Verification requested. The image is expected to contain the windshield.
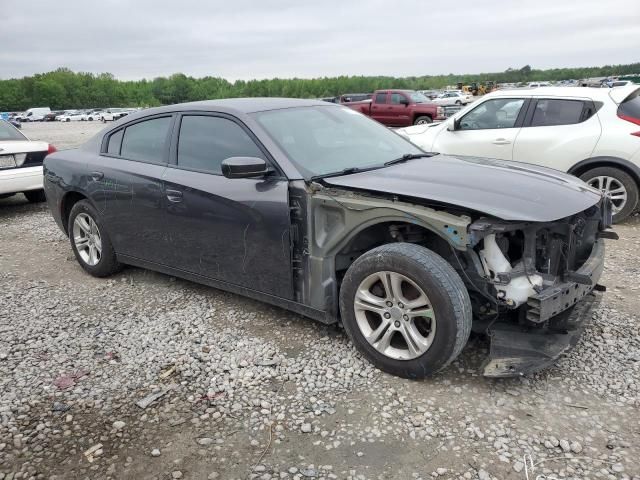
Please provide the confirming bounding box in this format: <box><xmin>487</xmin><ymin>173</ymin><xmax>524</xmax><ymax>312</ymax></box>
<box><xmin>408</xmin><ymin>91</ymin><xmax>429</xmax><ymax>103</ymax></box>
<box><xmin>253</xmin><ymin>106</ymin><xmax>423</xmax><ymax>178</ymax></box>
<box><xmin>0</xmin><ymin>121</ymin><xmax>27</xmax><ymax>141</ymax></box>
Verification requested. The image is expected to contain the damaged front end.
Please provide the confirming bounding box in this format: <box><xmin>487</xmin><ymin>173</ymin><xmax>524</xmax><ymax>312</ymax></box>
<box><xmin>462</xmin><ymin>198</ymin><xmax>616</xmax><ymax>377</ymax></box>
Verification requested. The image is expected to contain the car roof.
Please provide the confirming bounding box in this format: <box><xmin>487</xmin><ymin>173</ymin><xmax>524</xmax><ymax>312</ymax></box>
<box><xmin>136</xmin><ymin>97</ymin><xmax>332</xmax><ymax>117</ymax></box>
<box><xmin>487</xmin><ymin>84</ymin><xmax>638</xmax><ymax>102</ymax></box>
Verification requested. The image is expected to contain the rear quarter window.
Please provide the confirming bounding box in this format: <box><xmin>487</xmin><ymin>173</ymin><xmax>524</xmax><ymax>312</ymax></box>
<box><xmin>106</xmin><ymin>129</ymin><xmax>123</xmax><ymax>155</ymax></box>
<box><xmin>119</xmin><ymin>117</ymin><xmax>171</xmax><ymax>163</ymax></box>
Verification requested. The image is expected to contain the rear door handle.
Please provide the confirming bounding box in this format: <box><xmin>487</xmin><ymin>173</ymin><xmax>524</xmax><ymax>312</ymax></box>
<box><xmin>90</xmin><ymin>171</ymin><xmax>104</xmax><ymax>181</ymax></box>
<box><xmin>492</xmin><ymin>138</ymin><xmax>511</xmax><ymax>145</ymax></box>
<box><xmin>166</xmin><ymin>189</ymin><xmax>183</xmax><ymax>203</ymax></box>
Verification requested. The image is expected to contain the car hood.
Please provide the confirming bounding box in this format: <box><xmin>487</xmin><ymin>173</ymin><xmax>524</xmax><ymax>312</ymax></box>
<box><xmin>322</xmin><ymin>155</ymin><xmax>603</xmax><ymax>222</ymax></box>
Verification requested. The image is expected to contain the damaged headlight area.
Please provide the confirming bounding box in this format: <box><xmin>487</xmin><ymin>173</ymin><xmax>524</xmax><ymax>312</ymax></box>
<box><xmin>459</xmin><ymin>200</ymin><xmax>616</xmax><ymax>377</ymax></box>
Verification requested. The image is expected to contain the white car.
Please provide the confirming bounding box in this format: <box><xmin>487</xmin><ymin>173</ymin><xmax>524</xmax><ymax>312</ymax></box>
<box><xmin>57</xmin><ymin>111</ymin><xmax>87</xmax><ymax>122</ymax></box>
<box><xmin>100</xmin><ymin>108</ymin><xmax>129</xmax><ymax>122</ymax></box>
<box><xmin>431</xmin><ymin>91</ymin><xmax>473</xmax><ymax>106</ymax></box>
<box><xmin>397</xmin><ymin>84</ymin><xmax>640</xmax><ymax>222</ymax></box>
<box><xmin>85</xmin><ymin>110</ymin><xmax>103</xmax><ymax>121</ymax></box>
<box><xmin>0</xmin><ymin>120</ymin><xmax>56</xmax><ymax>202</ymax></box>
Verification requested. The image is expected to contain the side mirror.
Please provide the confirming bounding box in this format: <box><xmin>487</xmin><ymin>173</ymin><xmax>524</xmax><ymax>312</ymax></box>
<box><xmin>221</xmin><ymin>157</ymin><xmax>271</xmax><ymax>179</ymax></box>
<box><xmin>447</xmin><ymin>118</ymin><xmax>461</xmax><ymax>131</ymax></box>
<box><xmin>400</xmin><ymin>98</ymin><xmax>410</xmax><ymax>106</ymax></box>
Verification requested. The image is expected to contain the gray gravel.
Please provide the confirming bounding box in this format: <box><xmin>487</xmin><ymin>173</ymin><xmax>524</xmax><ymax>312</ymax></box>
<box><xmin>0</xmin><ymin>123</ymin><xmax>639</xmax><ymax>479</ymax></box>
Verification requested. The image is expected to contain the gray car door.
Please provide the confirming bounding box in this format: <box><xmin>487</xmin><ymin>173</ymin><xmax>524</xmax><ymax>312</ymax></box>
<box><xmin>160</xmin><ymin>113</ymin><xmax>293</xmax><ymax>300</ymax></box>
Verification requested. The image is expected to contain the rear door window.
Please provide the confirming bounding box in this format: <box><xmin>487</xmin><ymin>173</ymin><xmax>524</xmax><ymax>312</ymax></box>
<box><xmin>530</xmin><ymin>99</ymin><xmax>585</xmax><ymax>126</ymax></box>
<box><xmin>177</xmin><ymin>115</ymin><xmax>264</xmax><ymax>175</ymax></box>
<box><xmin>120</xmin><ymin>117</ymin><xmax>171</xmax><ymax>163</ymax></box>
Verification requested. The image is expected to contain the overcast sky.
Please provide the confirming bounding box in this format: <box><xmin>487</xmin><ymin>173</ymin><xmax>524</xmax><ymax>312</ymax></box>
<box><xmin>1</xmin><ymin>0</ymin><xmax>638</xmax><ymax>81</ymax></box>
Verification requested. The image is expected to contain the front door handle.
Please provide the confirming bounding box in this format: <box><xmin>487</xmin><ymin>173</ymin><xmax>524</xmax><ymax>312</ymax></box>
<box><xmin>492</xmin><ymin>138</ymin><xmax>511</xmax><ymax>145</ymax></box>
<box><xmin>166</xmin><ymin>189</ymin><xmax>183</xmax><ymax>203</ymax></box>
<box><xmin>90</xmin><ymin>171</ymin><xmax>104</xmax><ymax>181</ymax></box>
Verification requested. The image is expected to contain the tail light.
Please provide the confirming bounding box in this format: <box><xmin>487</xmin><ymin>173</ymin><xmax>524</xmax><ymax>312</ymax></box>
<box><xmin>46</xmin><ymin>144</ymin><xmax>57</xmax><ymax>155</ymax></box>
<box><xmin>437</xmin><ymin>106</ymin><xmax>444</xmax><ymax>118</ymax></box>
<box><xmin>617</xmin><ymin>113</ymin><xmax>640</xmax><ymax>137</ymax></box>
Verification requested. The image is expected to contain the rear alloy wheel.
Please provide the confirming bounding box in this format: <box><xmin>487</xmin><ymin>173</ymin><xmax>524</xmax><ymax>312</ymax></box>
<box><xmin>580</xmin><ymin>167</ymin><xmax>638</xmax><ymax>223</ymax></box>
<box><xmin>24</xmin><ymin>189</ymin><xmax>46</xmax><ymax>203</ymax></box>
<box><xmin>339</xmin><ymin>243</ymin><xmax>472</xmax><ymax>378</ymax></box>
<box><xmin>68</xmin><ymin>200</ymin><xmax>122</xmax><ymax>277</ymax></box>
<box><xmin>414</xmin><ymin>116</ymin><xmax>433</xmax><ymax>125</ymax></box>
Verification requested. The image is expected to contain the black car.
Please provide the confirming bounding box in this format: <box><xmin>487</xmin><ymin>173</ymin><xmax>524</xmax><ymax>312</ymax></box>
<box><xmin>43</xmin><ymin>98</ymin><xmax>614</xmax><ymax>378</ymax></box>
<box><xmin>44</xmin><ymin>111</ymin><xmax>64</xmax><ymax>122</ymax></box>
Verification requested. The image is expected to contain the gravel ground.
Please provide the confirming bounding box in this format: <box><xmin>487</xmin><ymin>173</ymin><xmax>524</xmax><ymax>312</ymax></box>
<box><xmin>1</xmin><ymin>122</ymin><xmax>639</xmax><ymax>480</ymax></box>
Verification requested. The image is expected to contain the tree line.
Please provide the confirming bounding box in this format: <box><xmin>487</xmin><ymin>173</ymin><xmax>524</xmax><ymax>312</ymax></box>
<box><xmin>1</xmin><ymin>63</ymin><xmax>638</xmax><ymax>111</ymax></box>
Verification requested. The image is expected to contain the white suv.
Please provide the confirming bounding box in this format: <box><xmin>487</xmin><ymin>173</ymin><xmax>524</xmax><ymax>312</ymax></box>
<box><xmin>398</xmin><ymin>85</ymin><xmax>640</xmax><ymax>222</ymax></box>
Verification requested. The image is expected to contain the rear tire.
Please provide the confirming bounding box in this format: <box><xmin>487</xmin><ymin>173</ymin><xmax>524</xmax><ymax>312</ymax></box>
<box><xmin>68</xmin><ymin>200</ymin><xmax>122</xmax><ymax>277</ymax></box>
<box><xmin>414</xmin><ymin>116</ymin><xmax>433</xmax><ymax>125</ymax></box>
<box><xmin>339</xmin><ymin>243</ymin><xmax>472</xmax><ymax>379</ymax></box>
<box><xmin>579</xmin><ymin>166</ymin><xmax>638</xmax><ymax>223</ymax></box>
<box><xmin>24</xmin><ymin>189</ymin><xmax>46</xmax><ymax>203</ymax></box>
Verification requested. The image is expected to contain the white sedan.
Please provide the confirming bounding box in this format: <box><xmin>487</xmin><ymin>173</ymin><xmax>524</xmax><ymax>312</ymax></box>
<box><xmin>57</xmin><ymin>112</ymin><xmax>87</xmax><ymax>122</ymax></box>
<box><xmin>431</xmin><ymin>91</ymin><xmax>473</xmax><ymax>106</ymax></box>
<box><xmin>0</xmin><ymin>121</ymin><xmax>56</xmax><ymax>202</ymax></box>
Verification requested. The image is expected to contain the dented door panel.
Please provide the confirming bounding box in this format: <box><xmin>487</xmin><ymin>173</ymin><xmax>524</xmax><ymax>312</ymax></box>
<box><xmin>161</xmin><ymin>166</ymin><xmax>294</xmax><ymax>299</ymax></box>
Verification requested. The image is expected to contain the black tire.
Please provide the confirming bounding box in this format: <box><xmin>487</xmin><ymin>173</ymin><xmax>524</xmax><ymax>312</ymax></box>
<box><xmin>68</xmin><ymin>200</ymin><xmax>122</xmax><ymax>277</ymax></box>
<box><xmin>24</xmin><ymin>189</ymin><xmax>46</xmax><ymax>203</ymax></box>
<box><xmin>455</xmin><ymin>100</ymin><xmax>462</xmax><ymax>105</ymax></box>
<box><xmin>579</xmin><ymin>166</ymin><xmax>639</xmax><ymax>223</ymax></box>
<box><xmin>339</xmin><ymin>243</ymin><xmax>472</xmax><ymax>379</ymax></box>
<box><xmin>66</xmin><ymin>118</ymin><xmax>70</xmax><ymax>122</ymax></box>
<box><xmin>414</xmin><ymin>116</ymin><xmax>433</xmax><ymax>125</ymax></box>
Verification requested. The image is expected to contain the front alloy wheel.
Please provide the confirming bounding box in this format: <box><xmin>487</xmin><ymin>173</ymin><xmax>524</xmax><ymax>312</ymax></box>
<box><xmin>339</xmin><ymin>243</ymin><xmax>472</xmax><ymax>378</ymax></box>
<box><xmin>355</xmin><ymin>271</ymin><xmax>436</xmax><ymax>360</ymax></box>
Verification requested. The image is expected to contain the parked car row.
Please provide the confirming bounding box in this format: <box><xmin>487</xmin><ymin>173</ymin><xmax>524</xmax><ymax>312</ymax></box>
<box><xmin>7</xmin><ymin>107</ymin><xmax>140</xmax><ymax>123</ymax></box>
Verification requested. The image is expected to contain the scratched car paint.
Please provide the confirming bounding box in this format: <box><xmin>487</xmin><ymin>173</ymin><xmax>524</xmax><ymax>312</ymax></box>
<box><xmin>43</xmin><ymin>98</ymin><xmax>614</xmax><ymax>379</ymax></box>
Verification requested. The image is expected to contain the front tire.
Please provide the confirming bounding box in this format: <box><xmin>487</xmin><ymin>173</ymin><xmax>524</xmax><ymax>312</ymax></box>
<box><xmin>339</xmin><ymin>243</ymin><xmax>472</xmax><ymax>379</ymax></box>
<box><xmin>579</xmin><ymin>167</ymin><xmax>638</xmax><ymax>223</ymax></box>
<box><xmin>68</xmin><ymin>200</ymin><xmax>122</xmax><ymax>277</ymax></box>
<box><xmin>24</xmin><ymin>189</ymin><xmax>46</xmax><ymax>203</ymax></box>
<box><xmin>414</xmin><ymin>116</ymin><xmax>433</xmax><ymax>125</ymax></box>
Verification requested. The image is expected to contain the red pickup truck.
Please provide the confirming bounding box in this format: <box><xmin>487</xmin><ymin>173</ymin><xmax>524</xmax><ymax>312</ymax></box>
<box><xmin>345</xmin><ymin>89</ymin><xmax>445</xmax><ymax>126</ymax></box>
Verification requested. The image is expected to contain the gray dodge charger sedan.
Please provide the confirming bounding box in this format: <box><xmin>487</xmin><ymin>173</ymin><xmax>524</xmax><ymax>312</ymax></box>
<box><xmin>43</xmin><ymin>98</ymin><xmax>616</xmax><ymax>378</ymax></box>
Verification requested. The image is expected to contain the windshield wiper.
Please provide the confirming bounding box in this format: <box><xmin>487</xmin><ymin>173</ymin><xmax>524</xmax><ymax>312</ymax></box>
<box><xmin>309</xmin><ymin>166</ymin><xmax>375</xmax><ymax>182</ymax></box>
<box><xmin>384</xmin><ymin>152</ymin><xmax>436</xmax><ymax>166</ymax></box>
